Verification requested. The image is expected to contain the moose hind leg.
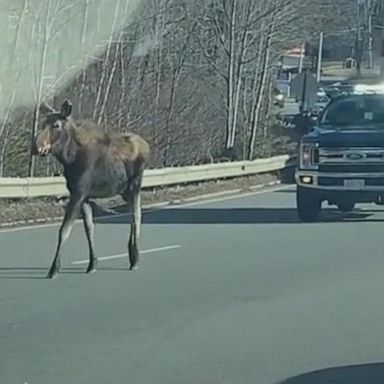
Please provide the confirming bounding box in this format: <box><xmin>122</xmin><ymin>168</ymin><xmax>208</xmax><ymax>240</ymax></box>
<box><xmin>82</xmin><ymin>201</ymin><xmax>97</xmax><ymax>274</ymax></box>
<box><xmin>47</xmin><ymin>195</ymin><xmax>83</xmax><ymax>279</ymax></box>
<box><xmin>128</xmin><ymin>182</ymin><xmax>142</xmax><ymax>270</ymax></box>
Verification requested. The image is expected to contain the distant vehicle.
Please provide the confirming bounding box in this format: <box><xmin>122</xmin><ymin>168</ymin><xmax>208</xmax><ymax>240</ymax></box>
<box><xmin>324</xmin><ymin>82</ymin><xmax>354</xmax><ymax>99</ymax></box>
<box><xmin>295</xmin><ymin>85</ymin><xmax>384</xmax><ymax>221</ymax></box>
<box><xmin>311</xmin><ymin>94</ymin><xmax>330</xmax><ymax>116</ymax></box>
<box><xmin>317</xmin><ymin>87</ymin><xmax>327</xmax><ymax>97</ymax></box>
<box><xmin>273</xmin><ymin>87</ymin><xmax>285</xmax><ymax>108</ymax></box>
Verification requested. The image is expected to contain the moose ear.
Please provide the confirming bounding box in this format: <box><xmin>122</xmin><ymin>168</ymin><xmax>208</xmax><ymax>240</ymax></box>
<box><xmin>39</xmin><ymin>101</ymin><xmax>55</xmax><ymax>115</ymax></box>
<box><xmin>61</xmin><ymin>100</ymin><xmax>72</xmax><ymax>118</ymax></box>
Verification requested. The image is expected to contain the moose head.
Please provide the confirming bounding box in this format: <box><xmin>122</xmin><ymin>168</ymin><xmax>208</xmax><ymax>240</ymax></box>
<box><xmin>32</xmin><ymin>100</ymin><xmax>73</xmax><ymax>157</ymax></box>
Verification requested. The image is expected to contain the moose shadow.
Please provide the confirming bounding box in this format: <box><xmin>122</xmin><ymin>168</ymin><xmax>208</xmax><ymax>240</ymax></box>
<box><xmin>0</xmin><ymin>264</ymin><xmax>134</xmax><ymax>280</ymax></box>
<box><xmin>279</xmin><ymin>362</ymin><xmax>384</xmax><ymax>384</ymax></box>
<box><xmin>101</xmin><ymin>206</ymin><xmax>378</xmax><ymax>225</ymax></box>
<box><xmin>0</xmin><ymin>266</ymin><xmax>87</xmax><ymax>280</ymax></box>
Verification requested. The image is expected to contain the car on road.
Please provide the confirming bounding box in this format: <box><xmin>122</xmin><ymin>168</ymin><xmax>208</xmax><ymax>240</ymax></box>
<box><xmin>273</xmin><ymin>87</ymin><xmax>285</xmax><ymax>108</ymax></box>
<box><xmin>324</xmin><ymin>82</ymin><xmax>355</xmax><ymax>99</ymax></box>
<box><xmin>311</xmin><ymin>93</ymin><xmax>330</xmax><ymax>117</ymax></box>
<box><xmin>295</xmin><ymin>84</ymin><xmax>384</xmax><ymax>221</ymax></box>
<box><xmin>317</xmin><ymin>87</ymin><xmax>327</xmax><ymax>97</ymax></box>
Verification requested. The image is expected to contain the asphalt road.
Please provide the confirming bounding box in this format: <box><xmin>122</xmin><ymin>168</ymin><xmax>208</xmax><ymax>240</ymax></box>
<box><xmin>2</xmin><ymin>185</ymin><xmax>384</xmax><ymax>384</ymax></box>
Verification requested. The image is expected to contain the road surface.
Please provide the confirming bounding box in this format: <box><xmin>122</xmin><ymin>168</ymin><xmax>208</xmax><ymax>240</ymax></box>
<box><xmin>1</xmin><ymin>185</ymin><xmax>384</xmax><ymax>384</ymax></box>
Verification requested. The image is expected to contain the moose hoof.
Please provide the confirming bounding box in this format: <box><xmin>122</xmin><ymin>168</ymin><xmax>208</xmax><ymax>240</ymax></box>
<box><xmin>47</xmin><ymin>270</ymin><xmax>59</xmax><ymax>279</ymax></box>
<box><xmin>129</xmin><ymin>264</ymin><xmax>139</xmax><ymax>271</ymax></box>
<box><xmin>86</xmin><ymin>265</ymin><xmax>97</xmax><ymax>274</ymax></box>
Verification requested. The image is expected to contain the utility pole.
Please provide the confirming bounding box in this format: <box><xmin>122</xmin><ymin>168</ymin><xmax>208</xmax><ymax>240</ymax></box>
<box><xmin>367</xmin><ymin>0</ymin><xmax>374</xmax><ymax>69</ymax></box>
<box><xmin>316</xmin><ymin>32</ymin><xmax>323</xmax><ymax>83</ymax></box>
<box><xmin>300</xmin><ymin>69</ymin><xmax>308</xmax><ymax>113</ymax></box>
<box><xmin>298</xmin><ymin>41</ymin><xmax>305</xmax><ymax>73</ymax></box>
<box><xmin>356</xmin><ymin>0</ymin><xmax>363</xmax><ymax>75</ymax></box>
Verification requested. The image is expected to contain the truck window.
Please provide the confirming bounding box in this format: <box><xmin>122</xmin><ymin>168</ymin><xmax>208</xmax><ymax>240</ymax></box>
<box><xmin>321</xmin><ymin>95</ymin><xmax>384</xmax><ymax>126</ymax></box>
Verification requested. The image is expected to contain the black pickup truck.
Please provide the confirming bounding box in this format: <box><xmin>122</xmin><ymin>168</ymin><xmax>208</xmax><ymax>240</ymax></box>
<box><xmin>295</xmin><ymin>88</ymin><xmax>384</xmax><ymax>221</ymax></box>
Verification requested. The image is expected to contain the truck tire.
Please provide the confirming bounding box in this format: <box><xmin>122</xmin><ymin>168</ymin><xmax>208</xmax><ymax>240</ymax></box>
<box><xmin>296</xmin><ymin>186</ymin><xmax>321</xmax><ymax>222</ymax></box>
<box><xmin>337</xmin><ymin>201</ymin><xmax>355</xmax><ymax>212</ymax></box>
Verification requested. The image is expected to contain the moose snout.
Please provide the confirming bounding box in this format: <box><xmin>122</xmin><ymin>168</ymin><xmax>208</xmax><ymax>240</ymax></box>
<box><xmin>39</xmin><ymin>143</ymin><xmax>51</xmax><ymax>156</ymax></box>
<box><xmin>33</xmin><ymin>141</ymin><xmax>51</xmax><ymax>156</ymax></box>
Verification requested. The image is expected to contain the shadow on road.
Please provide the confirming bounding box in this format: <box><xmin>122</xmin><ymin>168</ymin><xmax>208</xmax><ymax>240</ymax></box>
<box><xmin>279</xmin><ymin>362</ymin><xmax>384</xmax><ymax>384</ymax></box>
<box><xmin>0</xmin><ymin>266</ymin><xmax>85</xmax><ymax>280</ymax></box>
<box><xmin>274</xmin><ymin>189</ymin><xmax>296</xmax><ymax>194</ymax></box>
<box><xmin>0</xmin><ymin>267</ymin><xmax>45</xmax><ymax>280</ymax></box>
<box><xmin>102</xmin><ymin>207</ymin><xmax>377</xmax><ymax>225</ymax></box>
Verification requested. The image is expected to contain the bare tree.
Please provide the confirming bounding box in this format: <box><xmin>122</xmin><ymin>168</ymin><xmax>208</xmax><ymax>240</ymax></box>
<box><xmin>0</xmin><ymin>0</ymin><xmax>356</xmax><ymax>177</ymax></box>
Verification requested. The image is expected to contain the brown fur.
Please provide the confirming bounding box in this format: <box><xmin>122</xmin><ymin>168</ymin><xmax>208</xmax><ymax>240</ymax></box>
<box><xmin>70</xmin><ymin>119</ymin><xmax>110</xmax><ymax>147</ymax></box>
<box><xmin>111</xmin><ymin>132</ymin><xmax>150</xmax><ymax>163</ymax></box>
<box><xmin>66</xmin><ymin>119</ymin><xmax>150</xmax><ymax>164</ymax></box>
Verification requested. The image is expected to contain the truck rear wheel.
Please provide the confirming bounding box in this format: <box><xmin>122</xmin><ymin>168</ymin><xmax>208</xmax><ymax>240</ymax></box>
<box><xmin>296</xmin><ymin>186</ymin><xmax>321</xmax><ymax>222</ymax></box>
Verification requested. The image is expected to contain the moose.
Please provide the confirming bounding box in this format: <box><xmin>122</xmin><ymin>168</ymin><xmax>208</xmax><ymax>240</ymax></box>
<box><xmin>32</xmin><ymin>100</ymin><xmax>150</xmax><ymax>279</ymax></box>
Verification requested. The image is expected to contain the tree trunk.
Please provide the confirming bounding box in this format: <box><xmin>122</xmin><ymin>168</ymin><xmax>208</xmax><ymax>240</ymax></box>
<box><xmin>367</xmin><ymin>9</ymin><xmax>373</xmax><ymax>69</ymax></box>
<box><xmin>28</xmin><ymin>0</ymin><xmax>52</xmax><ymax>177</ymax></box>
<box><xmin>98</xmin><ymin>33</ymin><xmax>123</xmax><ymax>126</ymax></box>
<box><xmin>93</xmin><ymin>0</ymin><xmax>121</xmax><ymax>121</ymax></box>
<box><xmin>262</xmin><ymin>74</ymin><xmax>273</xmax><ymax>156</ymax></box>
<box><xmin>247</xmin><ymin>19</ymin><xmax>274</xmax><ymax>160</ymax></box>
<box><xmin>162</xmin><ymin>70</ymin><xmax>180</xmax><ymax>166</ymax></box>
<box><xmin>225</xmin><ymin>0</ymin><xmax>238</xmax><ymax>149</ymax></box>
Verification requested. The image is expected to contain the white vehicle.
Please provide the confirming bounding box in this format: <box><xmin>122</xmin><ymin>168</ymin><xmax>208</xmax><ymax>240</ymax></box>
<box><xmin>311</xmin><ymin>94</ymin><xmax>330</xmax><ymax>116</ymax></box>
<box><xmin>317</xmin><ymin>88</ymin><xmax>327</xmax><ymax>97</ymax></box>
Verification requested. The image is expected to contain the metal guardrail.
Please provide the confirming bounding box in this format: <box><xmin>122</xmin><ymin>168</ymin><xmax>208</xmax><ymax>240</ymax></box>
<box><xmin>0</xmin><ymin>155</ymin><xmax>295</xmax><ymax>199</ymax></box>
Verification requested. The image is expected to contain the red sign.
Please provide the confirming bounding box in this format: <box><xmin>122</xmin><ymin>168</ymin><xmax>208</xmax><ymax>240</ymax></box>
<box><xmin>286</xmin><ymin>46</ymin><xmax>305</xmax><ymax>58</ymax></box>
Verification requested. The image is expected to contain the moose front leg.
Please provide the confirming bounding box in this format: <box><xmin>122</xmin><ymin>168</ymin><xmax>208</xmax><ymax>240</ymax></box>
<box><xmin>128</xmin><ymin>185</ymin><xmax>142</xmax><ymax>271</ymax></box>
<box><xmin>47</xmin><ymin>195</ymin><xmax>83</xmax><ymax>279</ymax></box>
<box><xmin>82</xmin><ymin>201</ymin><xmax>97</xmax><ymax>274</ymax></box>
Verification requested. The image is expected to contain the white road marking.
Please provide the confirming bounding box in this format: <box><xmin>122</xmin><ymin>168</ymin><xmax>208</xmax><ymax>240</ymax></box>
<box><xmin>71</xmin><ymin>245</ymin><xmax>182</xmax><ymax>265</ymax></box>
<box><xmin>0</xmin><ymin>184</ymin><xmax>292</xmax><ymax>234</ymax></box>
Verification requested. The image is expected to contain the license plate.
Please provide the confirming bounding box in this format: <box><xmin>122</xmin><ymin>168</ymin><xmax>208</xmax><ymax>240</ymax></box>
<box><xmin>344</xmin><ymin>179</ymin><xmax>365</xmax><ymax>190</ymax></box>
